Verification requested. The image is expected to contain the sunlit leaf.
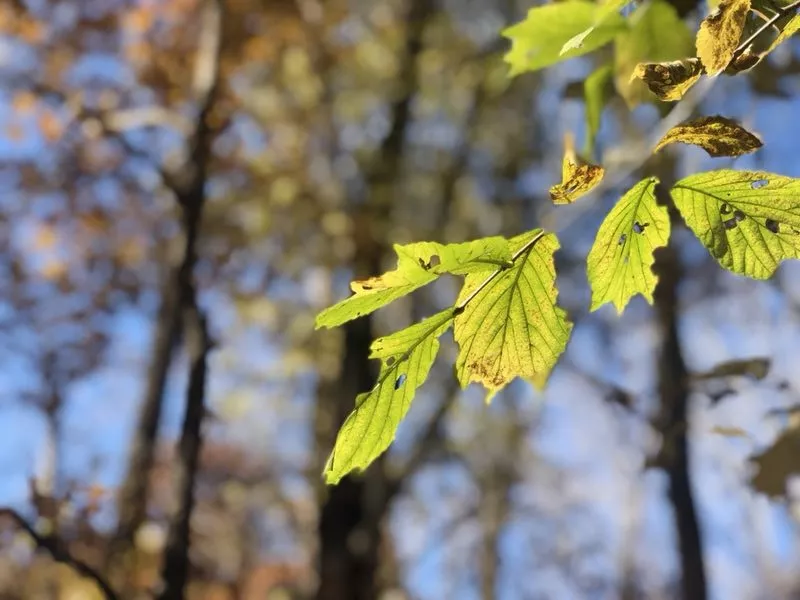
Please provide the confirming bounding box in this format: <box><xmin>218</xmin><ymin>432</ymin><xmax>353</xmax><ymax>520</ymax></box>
<box><xmin>764</xmin><ymin>13</ymin><xmax>800</xmax><ymax>55</ymax></box>
<box><xmin>550</xmin><ymin>133</ymin><xmax>605</xmax><ymax>204</ymax></box>
<box><xmin>631</xmin><ymin>58</ymin><xmax>705</xmax><ymax>102</ymax></box>
<box><xmin>614</xmin><ymin>0</ymin><xmax>695</xmax><ymax>106</ymax></box>
<box><xmin>671</xmin><ymin>170</ymin><xmax>800</xmax><ymax>279</ymax></box>
<box><xmin>503</xmin><ymin>1</ymin><xmax>626</xmax><ymax>76</ymax></box>
<box><xmin>654</xmin><ymin>116</ymin><xmax>763</xmax><ymax>157</ymax></box>
<box><xmin>696</xmin><ymin>0</ymin><xmax>751</xmax><ymax>75</ymax></box>
<box><xmin>587</xmin><ymin>177</ymin><xmax>670</xmax><ymax>312</ymax></box>
<box><xmin>454</xmin><ymin>229</ymin><xmax>572</xmax><ymax>398</ymax></box>
<box><xmin>316</xmin><ymin>237</ymin><xmax>512</xmax><ymax>328</ymax></box>
<box><xmin>324</xmin><ymin>310</ymin><xmax>453</xmax><ymax>484</ymax></box>
<box><xmin>583</xmin><ymin>63</ymin><xmax>614</xmax><ymax>155</ymax></box>
<box><xmin>561</xmin><ymin>0</ymin><xmax>632</xmax><ymax>55</ymax></box>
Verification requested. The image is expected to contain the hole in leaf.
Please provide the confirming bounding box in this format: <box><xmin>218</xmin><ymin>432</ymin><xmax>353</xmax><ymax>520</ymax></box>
<box><xmin>720</xmin><ymin>203</ymin><xmax>732</xmax><ymax>215</ymax></box>
<box><xmin>394</xmin><ymin>374</ymin><xmax>407</xmax><ymax>390</ymax></box>
<box><xmin>751</xmin><ymin>179</ymin><xmax>768</xmax><ymax>189</ymax></box>
<box><xmin>386</xmin><ymin>357</ymin><xmax>396</xmax><ymax>366</ymax></box>
<box><xmin>723</xmin><ymin>218</ymin><xmax>738</xmax><ymax>230</ymax></box>
<box><xmin>734</xmin><ymin>210</ymin><xmax>745</xmax><ymax>222</ymax></box>
<box><xmin>766</xmin><ymin>218</ymin><xmax>780</xmax><ymax>233</ymax></box>
<box><xmin>361</xmin><ymin>284</ymin><xmax>373</xmax><ymax>290</ymax></box>
<box><xmin>419</xmin><ymin>254</ymin><xmax>441</xmax><ymax>270</ymax></box>
<box><xmin>632</xmin><ymin>221</ymin><xmax>650</xmax><ymax>234</ymax></box>
<box><xmin>618</xmin><ymin>234</ymin><xmax>627</xmax><ymax>246</ymax></box>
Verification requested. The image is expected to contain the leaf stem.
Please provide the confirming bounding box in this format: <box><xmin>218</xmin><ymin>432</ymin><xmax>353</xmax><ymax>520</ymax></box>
<box><xmin>453</xmin><ymin>230</ymin><xmax>546</xmax><ymax>314</ymax></box>
<box><xmin>732</xmin><ymin>0</ymin><xmax>800</xmax><ymax>60</ymax></box>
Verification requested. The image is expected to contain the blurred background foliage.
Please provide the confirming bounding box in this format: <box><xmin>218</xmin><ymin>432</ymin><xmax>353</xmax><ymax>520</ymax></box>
<box><xmin>3</xmin><ymin>0</ymin><xmax>800</xmax><ymax>599</ymax></box>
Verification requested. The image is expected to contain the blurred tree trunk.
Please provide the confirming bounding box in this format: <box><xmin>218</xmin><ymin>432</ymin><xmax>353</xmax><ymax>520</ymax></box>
<box><xmin>654</xmin><ymin>166</ymin><xmax>708</xmax><ymax>600</ymax></box>
<box><xmin>313</xmin><ymin>1</ymin><xmax>432</xmax><ymax>598</ymax></box>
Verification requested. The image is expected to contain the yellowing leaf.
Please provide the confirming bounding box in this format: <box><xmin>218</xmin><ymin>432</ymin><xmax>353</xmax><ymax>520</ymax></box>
<box><xmin>587</xmin><ymin>177</ymin><xmax>670</xmax><ymax>312</ymax></box>
<box><xmin>549</xmin><ymin>158</ymin><xmax>605</xmax><ymax>205</ymax></box>
<box><xmin>324</xmin><ymin>310</ymin><xmax>453</xmax><ymax>484</ymax></box>
<box><xmin>614</xmin><ymin>0</ymin><xmax>695</xmax><ymax>106</ymax></box>
<box><xmin>764</xmin><ymin>14</ymin><xmax>800</xmax><ymax>55</ymax></box>
<box><xmin>654</xmin><ymin>116</ymin><xmax>762</xmax><ymax>157</ymax></box>
<box><xmin>316</xmin><ymin>237</ymin><xmax>512</xmax><ymax>328</ymax></box>
<box><xmin>696</xmin><ymin>0</ymin><xmax>751</xmax><ymax>75</ymax></box>
<box><xmin>671</xmin><ymin>170</ymin><xmax>800</xmax><ymax>279</ymax></box>
<box><xmin>503</xmin><ymin>1</ymin><xmax>626</xmax><ymax>76</ymax></box>
<box><xmin>453</xmin><ymin>229</ymin><xmax>572</xmax><ymax>398</ymax></box>
<box><xmin>583</xmin><ymin>63</ymin><xmax>614</xmax><ymax>156</ymax></box>
<box><xmin>631</xmin><ymin>58</ymin><xmax>705</xmax><ymax>102</ymax></box>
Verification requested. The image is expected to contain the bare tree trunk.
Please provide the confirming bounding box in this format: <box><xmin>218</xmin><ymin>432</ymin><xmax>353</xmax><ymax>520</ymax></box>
<box><xmin>113</xmin><ymin>272</ymin><xmax>181</xmax><ymax>556</ymax></box>
<box><xmin>313</xmin><ymin>0</ymin><xmax>432</xmax><ymax>598</ymax></box>
<box><xmin>653</xmin><ymin>237</ymin><xmax>708</xmax><ymax>600</ymax></box>
<box><xmin>157</xmin><ymin>2</ymin><xmax>224</xmax><ymax>598</ymax></box>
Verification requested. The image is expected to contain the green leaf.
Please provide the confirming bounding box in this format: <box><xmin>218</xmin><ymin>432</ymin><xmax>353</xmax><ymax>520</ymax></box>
<box><xmin>323</xmin><ymin>309</ymin><xmax>453</xmax><ymax>484</ymax></box>
<box><xmin>316</xmin><ymin>237</ymin><xmax>512</xmax><ymax>328</ymax></box>
<box><xmin>583</xmin><ymin>63</ymin><xmax>614</xmax><ymax>156</ymax></box>
<box><xmin>671</xmin><ymin>170</ymin><xmax>800</xmax><ymax>279</ymax></box>
<box><xmin>696</xmin><ymin>0</ymin><xmax>750</xmax><ymax>75</ymax></box>
<box><xmin>614</xmin><ymin>0</ymin><xmax>695</xmax><ymax>106</ymax></box>
<box><xmin>503</xmin><ymin>1</ymin><xmax>626</xmax><ymax>76</ymax></box>
<box><xmin>561</xmin><ymin>0</ymin><xmax>632</xmax><ymax>55</ymax></box>
<box><xmin>587</xmin><ymin>177</ymin><xmax>670</xmax><ymax>312</ymax></box>
<box><xmin>653</xmin><ymin>115</ymin><xmax>763</xmax><ymax>157</ymax></box>
<box><xmin>453</xmin><ymin>229</ymin><xmax>572</xmax><ymax>398</ymax></box>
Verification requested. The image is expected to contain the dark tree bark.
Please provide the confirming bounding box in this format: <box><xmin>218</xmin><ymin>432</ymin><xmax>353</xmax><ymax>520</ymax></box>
<box><xmin>313</xmin><ymin>1</ymin><xmax>433</xmax><ymax>598</ymax></box>
<box><xmin>653</xmin><ymin>240</ymin><xmax>708</xmax><ymax>600</ymax></box>
<box><xmin>653</xmin><ymin>170</ymin><xmax>708</xmax><ymax>600</ymax></box>
<box><xmin>156</xmin><ymin>2</ymin><xmax>224</xmax><ymax>598</ymax></box>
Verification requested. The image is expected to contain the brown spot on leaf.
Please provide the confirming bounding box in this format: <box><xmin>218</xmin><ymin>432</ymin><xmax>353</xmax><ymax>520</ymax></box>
<box><xmin>631</xmin><ymin>58</ymin><xmax>704</xmax><ymax>102</ymax></box>
<box><xmin>549</xmin><ymin>133</ymin><xmax>605</xmax><ymax>204</ymax></box>
<box><xmin>654</xmin><ymin>116</ymin><xmax>762</xmax><ymax>157</ymax></box>
<box><xmin>766</xmin><ymin>218</ymin><xmax>780</xmax><ymax>233</ymax></box>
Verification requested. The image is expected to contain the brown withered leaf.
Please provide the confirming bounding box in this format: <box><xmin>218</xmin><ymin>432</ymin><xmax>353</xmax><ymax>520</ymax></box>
<box><xmin>549</xmin><ymin>133</ymin><xmax>604</xmax><ymax>204</ymax></box>
<box><xmin>749</xmin><ymin>413</ymin><xmax>800</xmax><ymax>499</ymax></box>
<box><xmin>653</xmin><ymin>115</ymin><xmax>762</xmax><ymax>157</ymax></box>
<box><xmin>631</xmin><ymin>58</ymin><xmax>704</xmax><ymax>102</ymax></box>
<box><xmin>696</xmin><ymin>0</ymin><xmax>751</xmax><ymax>75</ymax></box>
<box><xmin>724</xmin><ymin>45</ymin><xmax>762</xmax><ymax>74</ymax></box>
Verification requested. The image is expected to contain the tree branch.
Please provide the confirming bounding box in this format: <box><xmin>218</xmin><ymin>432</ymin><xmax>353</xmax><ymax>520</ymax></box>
<box><xmin>0</xmin><ymin>508</ymin><xmax>119</xmax><ymax>600</ymax></box>
<box><xmin>155</xmin><ymin>2</ymin><xmax>223</xmax><ymax>599</ymax></box>
<box><xmin>732</xmin><ymin>0</ymin><xmax>800</xmax><ymax>61</ymax></box>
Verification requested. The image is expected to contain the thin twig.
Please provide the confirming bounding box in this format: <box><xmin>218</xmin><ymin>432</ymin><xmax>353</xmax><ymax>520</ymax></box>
<box><xmin>0</xmin><ymin>508</ymin><xmax>119</xmax><ymax>600</ymax></box>
<box><xmin>453</xmin><ymin>231</ymin><xmax>546</xmax><ymax>314</ymax></box>
<box><xmin>732</xmin><ymin>0</ymin><xmax>800</xmax><ymax>61</ymax></box>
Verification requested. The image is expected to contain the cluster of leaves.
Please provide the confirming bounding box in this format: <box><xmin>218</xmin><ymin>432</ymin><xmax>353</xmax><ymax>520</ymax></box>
<box><xmin>317</xmin><ymin>0</ymin><xmax>800</xmax><ymax>484</ymax></box>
